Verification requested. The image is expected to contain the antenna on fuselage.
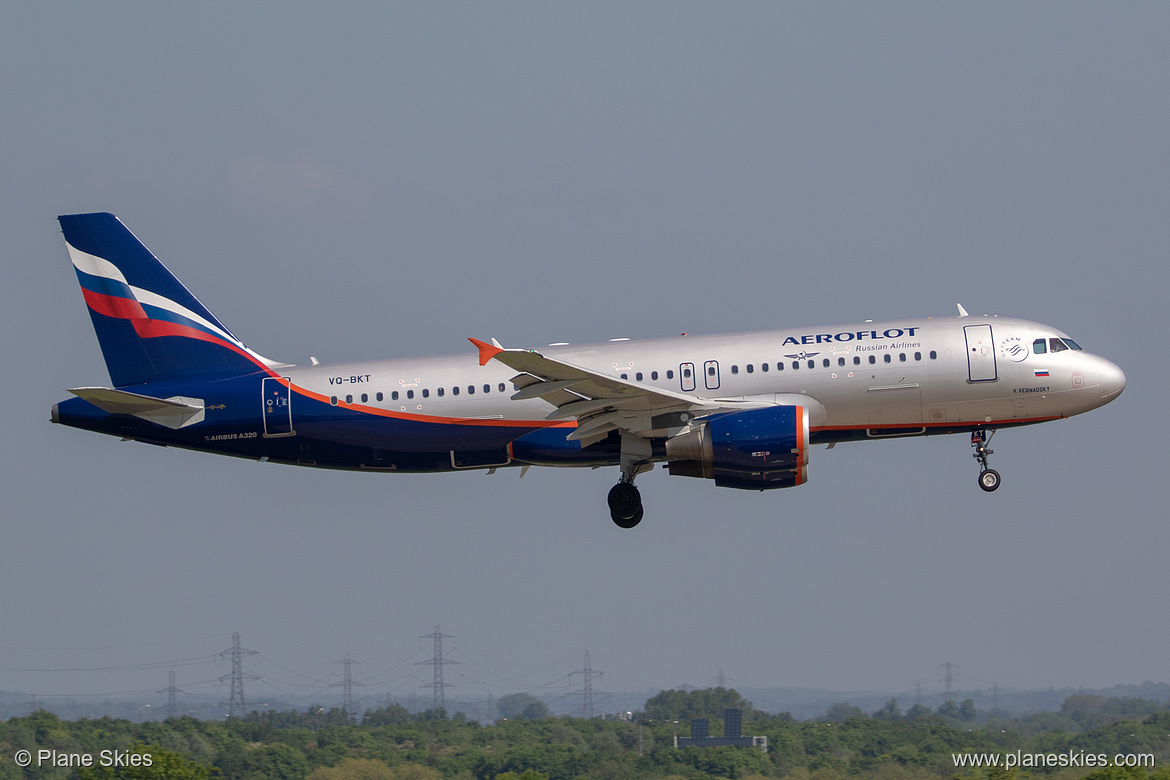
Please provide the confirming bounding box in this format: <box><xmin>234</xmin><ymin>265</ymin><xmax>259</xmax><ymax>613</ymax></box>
<box><xmin>956</xmin><ymin>304</ymin><xmax>969</xmax><ymax>317</ymax></box>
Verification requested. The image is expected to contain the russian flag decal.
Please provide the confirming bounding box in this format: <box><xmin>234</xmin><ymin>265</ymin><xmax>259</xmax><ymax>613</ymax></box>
<box><xmin>1035</xmin><ymin>370</ymin><xmax>1050</xmax><ymax>377</ymax></box>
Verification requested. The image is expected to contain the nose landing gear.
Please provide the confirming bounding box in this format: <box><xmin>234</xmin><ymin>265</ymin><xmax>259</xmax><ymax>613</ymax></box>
<box><xmin>971</xmin><ymin>428</ymin><xmax>1000</xmax><ymax>492</ymax></box>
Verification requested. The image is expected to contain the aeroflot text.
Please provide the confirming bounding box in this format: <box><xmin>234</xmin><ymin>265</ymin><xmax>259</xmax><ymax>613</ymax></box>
<box><xmin>953</xmin><ymin>751</ymin><xmax>1155</xmax><ymax>769</ymax></box>
<box><xmin>781</xmin><ymin>328</ymin><xmax>920</xmax><ymax>346</ymax></box>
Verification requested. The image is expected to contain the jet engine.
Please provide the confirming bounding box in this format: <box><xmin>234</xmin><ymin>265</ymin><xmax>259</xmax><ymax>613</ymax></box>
<box><xmin>665</xmin><ymin>405</ymin><xmax>810</xmax><ymax>490</ymax></box>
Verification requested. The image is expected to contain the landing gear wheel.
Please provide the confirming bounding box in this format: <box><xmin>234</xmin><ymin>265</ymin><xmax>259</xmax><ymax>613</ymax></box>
<box><xmin>607</xmin><ymin>482</ymin><xmax>643</xmax><ymax>528</ymax></box>
<box><xmin>978</xmin><ymin>468</ymin><xmax>1001</xmax><ymax>492</ymax></box>
<box><xmin>612</xmin><ymin>505</ymin><xmax>644</xmax><ymax>529</ymax></box>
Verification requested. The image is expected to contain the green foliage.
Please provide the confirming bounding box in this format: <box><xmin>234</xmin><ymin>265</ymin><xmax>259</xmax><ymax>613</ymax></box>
<box><xmin>822</xmin><ymin>703</ymin><xmax>864</xmax><ymax>723</ymax></box>
<box><xmin>306</xmin><ymin>758</ymin><xmax>395</xmax><ymax>780</ymax></box>
<box><xmin>874</xmin><ymin>699</ymin><xmax>903</xmax><ymax>721</ymax></box>
<box><xmin>75</xmin><ymin>744</ymin><xmax>216</xmax><ymax>780</ymax></box>
<box><xmin>643</xmin><ymin>687</ymin><xmax>754</xmax><ymax>723</ymax></box>
<box><xmin>3</xmin><ymin>688</ymin><xmax>1168</xmax><ymax>780</ymax></box>
<box><xmin>497</xmin><ymin>694</ymin><xmax>550</xmax><ymax>721</ymax></box>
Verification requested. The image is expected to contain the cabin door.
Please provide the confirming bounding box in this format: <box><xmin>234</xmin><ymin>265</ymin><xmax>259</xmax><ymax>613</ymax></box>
<box><xmin>262</xmin><ymin>376</ymin><xmax>295</xmax><ymax>437</ymax></box>
<box><xmin>963</xmin><ymin>324</ymin><xmax>998</xmax><ymax>382</ymax></box>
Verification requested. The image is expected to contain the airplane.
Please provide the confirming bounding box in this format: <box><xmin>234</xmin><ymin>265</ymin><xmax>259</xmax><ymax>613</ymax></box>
<box><xmin>52</xmin><ymin>212</ymin><xmax>1126</xmax><ymax>528</ymax></box>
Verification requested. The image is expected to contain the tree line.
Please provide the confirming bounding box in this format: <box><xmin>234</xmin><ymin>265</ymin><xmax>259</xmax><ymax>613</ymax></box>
<box><xmin>1</xmin><ymin>688</ymin><xmax>1167</xmax><ymax>780</ymax></box>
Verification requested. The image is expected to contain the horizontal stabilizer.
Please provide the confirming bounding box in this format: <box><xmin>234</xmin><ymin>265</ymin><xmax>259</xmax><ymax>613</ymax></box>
<box><xmin>69</xmin><ymin>387</ymin><xmax>205</xmax><ymax>430</ymax></box>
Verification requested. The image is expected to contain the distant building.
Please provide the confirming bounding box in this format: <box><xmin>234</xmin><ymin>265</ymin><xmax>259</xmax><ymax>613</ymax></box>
<box><xmin>675</xmin><ymin>708</ymin><xmax>768</xmax><ymax>752</ymax></box>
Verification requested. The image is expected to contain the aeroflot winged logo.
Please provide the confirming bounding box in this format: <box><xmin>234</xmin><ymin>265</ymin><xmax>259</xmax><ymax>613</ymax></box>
<box><xmin>780</xmin><ymin>326</ymin><xmax>920</xmax><ymax>346</ymax></box>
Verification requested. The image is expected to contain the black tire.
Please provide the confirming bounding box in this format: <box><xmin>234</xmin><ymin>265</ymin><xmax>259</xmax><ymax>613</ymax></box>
<box><xmin>607</xmin><ymin>482</ymin><xmax>641</xmax><ymax>520</ymax></box>
<box><xmin>978</xmin><ymin>468</ymin><xmax>1001</xmax><ymax>492</ymax></box>
<box><xmin>612</xmin><ymin>505</ymin><xmax>644</xmax><ymax>529</ymax></box>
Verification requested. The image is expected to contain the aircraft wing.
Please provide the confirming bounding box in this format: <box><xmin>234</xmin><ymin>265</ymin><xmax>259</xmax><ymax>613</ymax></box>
<box><xmin>469</xmin><ymin>338</ymin><xmax>763</xmax><ymax>447</ymax></box>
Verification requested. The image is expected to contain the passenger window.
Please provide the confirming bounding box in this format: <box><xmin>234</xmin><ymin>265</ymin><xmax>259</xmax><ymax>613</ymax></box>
<box><xmin>499</xmin><ymin>383</ymin><xmax>506</xmax><ymax>392</ymax></box>
<box><xmin>838</xmin><ymin>357</ymin><xmax>845</xmax><ymax>367</ymax></box>
<box><xmin>761</xmin><ymin>363</ymin><xmax>768</xmax><ymax>372</ymax></box>
<box><xmin>407</xmin><ymin>390</ymin><xmax>414</xmax><ymax>399</ymax></box>
<box><xmin>636</xmin><ymin>372</ymin><xmax>643</xmax><ymax>381</ymax></box>
<box><xmin>467</xmin><ymin>385</ymin><xmax>474</xmax><ymax>394</ymax></box>
<box><xmin>484</xmin><ymin>384</ymin><xmax>491</xmax><ymax>393</ymax></box>
<box><xmin>869</xmin><ymin>355</ymin><xmax>876</xmax><ymax>364</ymax></box>
<box><xmin>899</xmin><ymin>353</ymin><xmax>906</xmax><ymax>362</ymax></box>
<box><xmin>792</xmin><ymin>361</ymin><xmax>800</xmax><ymax>370</ymax></box>
<box><xmin>666</xmin><ymin>370</ymin><xmax>674</xmax><ymax>379</ymax></box>
<box><xmin>1050</xmin><ymin>338</ymin><xmax>1068</xmax><ymax>353</ymax></box>
<box><xmin>747</xmin><ymin>364</ymin><xmax>754</xmax><ymax>373</ymax></box>
<box><xmin>707</xmin><ymin>366</ymin><xmax>716</xmax><ymax>376</ymax></box>
<box><xmin>392</xmin><ymin>391</ymin><xmax>399</xmax><ymax>401</ymax></box>
<box><xmin>422</xmin><ymin>389</ymin><xmax>430</xmax><ymax>398</ymax></box>
<box><xmin>361</xmin><ymin>393</ymin><xmax>368</xmax><ymax>403</ymax></box>
<box><xmin>776</xmin><ymin>362</ymin><xmax>783</xmax><ymax>371</ymax></box>
<box><xmin>345</xmin><ymin>394</ymin><xmax>353</xmax><ymax>404</ymax></box>
<box><xmin>731</xmin><ymin>365</ymin><xmax>739</xmax><ymax>375</ymax></box>
<box><xmin>376</xmin><ymin>392</ymin><xmax>383</xmax><ymax>401</ymax></box>
<box><xmin>452</xmin><ymin>386</ymin><xmax>459</xmax><ymax>396</ymax></box>
<box><xmin>853</xmin><ymin>356</ymin><xmax>860</xmax><ymax>365</ymax></box>
<box><xmin>651</xmin><ymin>371</ymin><xmax>659</xmax><ymax>380</ymax></box>
<box><xmin>683</xmin><ymin>368</ymin><xmax>692</xmax><ymax>378</ymax></box>
<box><xmin>330</xmin><ymin>396</ymin><xmax>337</xmax><ymax>406</ymax></box>
<box><xmin>883</xmin><ymin>354</ymin><xmax>891</xmax><ymax>363</ymax></box>
<box><xmin>929</xmin><ymin>350</ymin><xmax>937</xmax><ymax>359</ymax></box>
<box><xmin>807</xmin><ymin>360</ymin><xmax>815</xmax><ymax>369</ymax></box>
<box><xmin>822</xmin><ymin>359</ymin><xmax>830</xmax><ymax>368</ymax></box>
<box><xmin>1033</xmin><ymin>338</ymin><xmax>1047</xmax><ymax>355</ymax></box>
<box><xmin>914</xmin><ymin>352</ymin><xmax>921</xmax><ymax>361</ymax></box>
<box><xmin>621</xmin><ymin>373</ymin><xmax>628</xmax><ymax>379</ymax></box>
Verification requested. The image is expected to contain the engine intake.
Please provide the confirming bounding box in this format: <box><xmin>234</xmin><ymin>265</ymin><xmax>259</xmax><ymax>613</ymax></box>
<box><xmin>665</xmin><ymin>405</ymin><xmax>810</xmax><ymax>490</ymax></box>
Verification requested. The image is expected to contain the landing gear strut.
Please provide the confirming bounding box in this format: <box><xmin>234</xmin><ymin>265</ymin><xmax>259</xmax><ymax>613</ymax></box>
<box><xmin>609</xmin><ymin>434</ymin><xmax>651</xmax><ymax>528</ymax></box>
<box><xmin>971</xmin><ymin>428</ymin><xmax>1000</xmax><ymax>492</ymax></box>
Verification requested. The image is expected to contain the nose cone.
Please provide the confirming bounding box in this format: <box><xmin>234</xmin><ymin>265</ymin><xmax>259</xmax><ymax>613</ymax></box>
<box><xmin>1099</xmin><ymin>360</ymin><xmax>1126</xmax><ymax>402</ymax></box>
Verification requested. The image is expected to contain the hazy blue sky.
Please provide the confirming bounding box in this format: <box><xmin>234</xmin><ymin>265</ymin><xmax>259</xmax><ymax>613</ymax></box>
<box><xmin>2</xmin><ymin>3</ymin><xmax>1167</xmax><ymax>714</ymax></box>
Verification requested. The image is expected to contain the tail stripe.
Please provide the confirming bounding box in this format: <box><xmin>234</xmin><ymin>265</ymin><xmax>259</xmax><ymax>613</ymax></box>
<box><xmin>69</xmin><ymin>243</ymin><xmax>250</xmax><ymax>351</ymax></box>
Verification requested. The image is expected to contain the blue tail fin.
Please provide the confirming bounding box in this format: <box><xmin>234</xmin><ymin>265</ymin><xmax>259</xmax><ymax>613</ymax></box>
<box><xmin>59</xmin><ymin>213</ymin><xmax>280</xmax><ymax>387</ymax></box>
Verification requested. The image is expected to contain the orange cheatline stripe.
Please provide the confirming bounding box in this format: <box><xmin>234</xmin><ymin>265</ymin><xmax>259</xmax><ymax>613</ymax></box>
<box><xmin>288</xmin><ymin>384</ymin><xmax>575</xmax><ymax>429</ymax></box>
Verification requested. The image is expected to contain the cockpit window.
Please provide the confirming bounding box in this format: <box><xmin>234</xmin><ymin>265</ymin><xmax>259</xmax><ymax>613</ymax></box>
<box><xmin>1063</xmin><ymin>338</ymin><xmax>1083</xmax><ymax>350</ymax></box>
<box><xmin>1033</xmin><ymin>338</ymin><xmax>1047</xmax><ymax>355</ymax></box>
<box><xmin>1049</xmin><ymin>338</ymin><xmax>1068</xmax><ymax>353</ymax></box>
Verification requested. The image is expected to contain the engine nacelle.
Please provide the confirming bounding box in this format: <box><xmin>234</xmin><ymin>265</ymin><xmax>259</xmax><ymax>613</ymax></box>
<box><xmin>665</xmin><ymin>405</ymin><xmax>810</xmax><ymax>490</ymax></box>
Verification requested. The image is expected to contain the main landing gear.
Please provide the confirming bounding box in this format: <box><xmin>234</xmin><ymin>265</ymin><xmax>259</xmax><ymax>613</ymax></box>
<box><xmin>971</xmin><ymin>428</ymin><xmax>1001</xmax><ymax>492</ymax></box>
<box><xmin>609</xmin><ymin>434</ymin><xmax>652</xmax><ymax>528</ymax></box>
